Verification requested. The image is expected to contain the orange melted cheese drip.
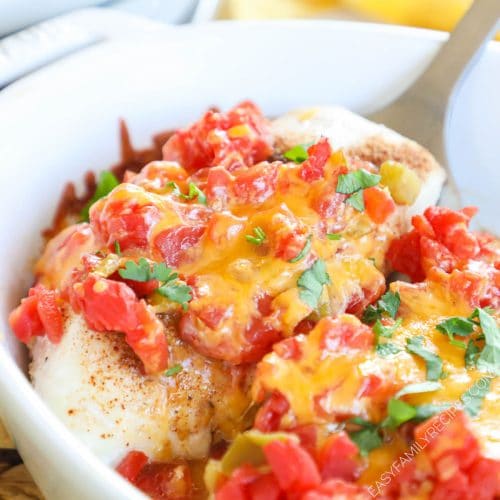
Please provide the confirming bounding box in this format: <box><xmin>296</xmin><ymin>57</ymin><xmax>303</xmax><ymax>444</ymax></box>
<box><xmin>253</xmin><ymin>280</ymin><xmax>499</xmax><ymax>486</ymax></box>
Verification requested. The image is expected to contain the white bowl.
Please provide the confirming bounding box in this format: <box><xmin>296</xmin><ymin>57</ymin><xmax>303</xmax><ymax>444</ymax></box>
<box><xmin>0</xmin><ymin>21</ymin><xmax>498</xmax><ymax>499</ymax></box>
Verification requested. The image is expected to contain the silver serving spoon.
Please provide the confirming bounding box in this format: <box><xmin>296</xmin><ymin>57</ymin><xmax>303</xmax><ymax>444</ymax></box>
<box><xmin>367</xmin><ymin>0</ymin><xmax>500</xmax><ymax>222</ymax></box>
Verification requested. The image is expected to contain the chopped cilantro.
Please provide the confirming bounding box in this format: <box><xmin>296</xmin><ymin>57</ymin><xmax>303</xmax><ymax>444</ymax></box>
<box><xmin>166</xmin><ymin>181</ymin><xmax>207</xmax><ymax>205</ymax></box>
<box><xmin>460</xmin><ymin>377</ymin><xmax>492</xmax><ymax>417</ymax></box>
<box><xmin>164</xmin><ymin>364</ymin><xmax>183</xmax><ymax>377</ymax></box>
<box><xmin>347</xmin><ymin>418</ymin><xmax>382</xmax><ymax>457</ymax></box>
<box><xmin>150</xmin><ymin>262</ymin><xmax>178</xmax><ymax>283</ymax></box>
<box><xmin>246</xmin><ymin>227</ymin><xmax>267</xmax><ymax>246</ymax></box>
<box><xmin>81</xmin><ymin>171</ymin><xmax>119</xmax><ymax>221</ymax></box>
<box><xmin>406</xmin><ymin>336</ymin><xmax>443</xmax><ymax>381</ymax></box>
<box><xmin>373</xmin><ymin>318</ymin><xmax>401</xmax><ymax>339</ymax></box>
<box><xmin>436</xmin><ymin>317</ymin><xmax>475</xmax><ymax>348</ymax></box>
<box><xmin>346</xmin><ymin>190</ymin><xmax>365</xmax><ymax>211</ymax></box>
<box><xmin>284</xmin><ymin>144</ymin><xmax>309</xmax><ymax>163</ymax></box>
<box><xmin>336</xmin><ymin>169</ymin><xmax>381</xmax><ymax>194</ymax></box>
<box><xmin>382</xmin><ymin>398</ymin><xmax>417</xmax><ymax>429</ymax></box>
<box><xmin>476</xmin><ymin>308</ymin><xmax>500</xmax><ymax>376</ymax></box>
<box><xmin>376</xmin><ymin>342</ymin><xmax>401</xmax><ymax>357</ymax></box>
<box><xmin>289</xmin><ymin>235</ymin><xmax>312</xmax><ymax>263</ymax></box>
<box><xmin>465</xmin><ymin>340</ymin><xmax>481</xmax><ymax>369</ymax></box>
<box><xmin>157</xmin><ymin>283</ymin><xmax>192</xmax><ymax>311</ymax></box>
<box><xmin>326</xmin><ymin>233</ymin><xmax>342</xmax><ymax>240</ymax></box>
<box><xmin>180</xmin><ymin>182</ymin><xmax>207</xmax><ymax>205</ymax></box>
<box><xmin>362</xmin><ymin>291</ymin><xmax>400</xmax><ymax>324</ymax></box>
<box><xmin>118</xmin><ymin>259</ymin><xmax>191</xmax><ymax>310</ymax></box>
<box><xmin>119</xmin><ymin>258</ymin><xmax>151</xmax><ymax>282</ymax></box>
<box><xmin>114</xmin><ymin>240</ymin><xmax>121</xmax><ymax>256</ymax></box>
<box><xmin>166</xmin><ymin>181</ymin><xmax>182</xmax><ymax>195</ymax></box>
<box><xmin>297</xmin><ymin>259</ymin><xmax>331</xmax><ymax>309</ymax></box>
<box><xmin>395</xmin><ymin>381</ymin><xmax>442</xmax><ymax>399</ymax></box>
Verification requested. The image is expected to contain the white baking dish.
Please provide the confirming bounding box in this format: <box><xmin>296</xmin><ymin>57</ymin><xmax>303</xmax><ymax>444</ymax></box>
<box><xmin>0</xmin><ymin>21</ymin><xmax>498</xmax><ymax>499</ymax></box>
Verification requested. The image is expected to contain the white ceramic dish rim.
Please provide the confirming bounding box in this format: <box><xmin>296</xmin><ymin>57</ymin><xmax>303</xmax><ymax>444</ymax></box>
<box><xmin>0</xmin><ymin>19</ymin><xmax>498</xmax><ymax>499</ymax></box>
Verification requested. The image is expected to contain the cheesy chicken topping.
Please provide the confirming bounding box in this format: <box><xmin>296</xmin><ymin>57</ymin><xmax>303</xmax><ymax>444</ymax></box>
<box><xmin>9</xmin><ymin>102</ymin><xmax>499</xmax><ymax>499</ymax></box>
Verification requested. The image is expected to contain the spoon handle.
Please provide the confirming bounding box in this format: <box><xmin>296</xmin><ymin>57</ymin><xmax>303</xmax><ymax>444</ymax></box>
<box><xmin>410</xmin><ymin>0</ymin><xmax>500</xmax><ymax>116</ymax></box>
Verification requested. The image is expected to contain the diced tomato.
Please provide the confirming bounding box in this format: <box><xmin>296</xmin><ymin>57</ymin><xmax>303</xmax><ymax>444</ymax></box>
<box><xmin>242</xmin><ymin>317</ymin><xmax>282</xmax><ymax>363</ymax></box>
<box><xmin>206</xmin><ymin>212</ymin><xmax>245</xmax><ymax>246</ymax></box>
<box><xmin>363</xmin><ymin>186</ymin><xmax>396</xmax><ymax>224</ymax></box>
<box><xmin>90</xmin><ymin>187</ymin><xmax>161</xmax><ymax>251</ymax></box>
<box><xmin>301</xmin><ymin>479</ymin><xmax>371</xmax><ymax>500</ymax></box>
<box><xmin>162</xmin><ymin>101</ymin><xmax>273</xmax><ymax>172</ymax></box>
<box><xmin>69</xmin><ymin>274</ymin><xmax>168</xmax><ymax>373</ymax></box>
<box><xmin>232</xmin><ymin>162</ymin><xmax>278</xmax><ymax>205</ymax></box>
<box><xmin>9</xmin><ymin>295</ymin><xmax>44</xmax><ymax>343</ymax></box>
<box><xmin>116</xmin><ymin>451</ymin><xmax>149</xmax><ymax>483</ymax></box>
<box><xmin>273</xmin><ymin>337</ymin><xmax>303</xmax><ymax>361</ymax></box>
<box><xmin>9</xmin><ymin>285</ymin><xmax>64</xmax><ymax>344</ymax></box>
<box><xmin>206</xmin><ymin>166</ymin><xmax>234</xmax><ymax>207</ymax></box>
<box><xmin>32</xmin><ymin>285</ymin><xmax>64</xmax><ymax>343</ymax></box>
<box><xmin>299</xmin><ymin>138</ymin><xmax>332</xmax><ymax>182</ymax></box>
<box><xmin>414</xmin><ymin>411</ymin><xmax>480</xmax><ymax>471</ymax></box>
<box><xmin>154</xmin><ymin>225</ymin><xmax>205</xmax><ymax>267</ymax></box>
<box><xmin>387</xmin><ymin>230</ymin><xmax>425</xmax><ymax>281</ymax></box>
<box><xmin>131</xmin><ymin>161</ymin><xmax>188</xmax><ymax>191</ymax></box>
<box><xmin>423</xmin><ymin>206</ymin><xmax>479</xmax><ymax>260</ymax></box>
<box><xmin>317</xmin><ymin>432</ymin><xmax>361</xmax><ymax>482</ymax></box>
<box><xmin>216</xmin><ymin>464</ymin><xmax>261</xmax><ymax>500</ymax></box>
<box><xmin>293</xmin><ymin>318</ymin><xmax>317</xmax><ymax>335</ymax></box>
<box><xmin>412</xmin><ymin>214</ymin><xmax>435</xmax><ymax>238</ymax></box>
<box><xmin>290</xmin><ymin>425</ymin><xmax>317</xmax><ymax>456</ymax></box>
<box><xmin>254</xmin><ymin>392</ymin><xmax>290</xmax><ymax>432</ymax></box>
<box><xmin>420</xmin><ymin>236</ymin><xmax>458</xmax><ymax>275</ymax></box>
<box><xmin>467</xmin><ymin>458</ymin><xmax>500</xmax><ymax>500</ymax></box>
<box><xmin>247</xmin><ymin>472</ymin><xmax>282</xmax><ymax>500</ymax></box>
<box><xmin>134</xmin><ymin>463</ymin><xmax>192</xmax><ymax>500</ymax></box>
<box><xmin>179</xmin><ymin>307</ymin><xmax>280</xmax><ymax>364</ymax></box>
<box><xmin>311</xmin><ymin>189</ymin><xmax>346</xmax><ymax>220</ymax></box>
<box><xmin>115</xmin><ymin>275</ymin><xmax>159</xmax><ymax>298</ymax></box>
<box><xmin>318</xmin><ymin>317</ymin><xmax>374</xmax><ymax>352</ymax></box>
<box><xmin>197</xmin><ymin>304</ymin><xmax>229</xmax><ymax>330</ymax></box>
<box><xmin>263</xmin><ymin>439</ymin><xmax>321</xmax><ymax>492</ymax></box>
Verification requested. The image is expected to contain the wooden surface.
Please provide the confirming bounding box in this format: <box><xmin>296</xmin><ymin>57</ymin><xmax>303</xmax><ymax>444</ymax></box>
<box><xmin>0</xmin><ymin>426</ymin><xmax>42</xmax><ymax>499</ymax></box>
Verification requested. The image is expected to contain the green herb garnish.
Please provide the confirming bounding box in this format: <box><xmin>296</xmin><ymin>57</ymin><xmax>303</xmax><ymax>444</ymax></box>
<box><xmin>460</xmin><ymin>377</ymin><xmax>492</xmax><ymax>417</ymax></box>
<box><xmin>376</xmin><ymin>342</ymin><xmax>401</xmax><ymax>357</ymax></box>
<box><xmin>81</xmin><ymin>171</ymin><xmax>119</xmax><ymax>221</ymax></box>
<box><xmin>289</xmin><ymin>235</ymin><xmax>312</xmax><ymax>263</ymax></box>
<box><xmin>395</xmin><ymin>381</ymin><xmax>442</xmax><ymax>399</ymax></box>
<box><xmin>362</xmin><ymin>290</ymin><xmax>400</xmax><ymax>324</ymax></box>
<box><xmin>475</xmin><ymin>308</ymin><xmax>500</xmax><ymax>376</ymax></box>
<box><xmin>119</xmin><ymin>258</ymin><xmax>151</xmax><ymax>282</ymax></box>
<box><xmin>118</xmin><ymin>259</ymin><xmax>191</xmax><ymax>310</ymax></box>
<box><xmin>347</xmin><ymin>418</ymin><xmax>382</xmax><ymax>457</ymax></box>
<box><xmin>346</xmin><ymin>190</ymin><xmax>365</xmax><ymax>211</ymax></box>
<box><xmin>465</xmin><ymin>340</ymin><xmax>481</xmax><ymax>369</ymax></box>
<box><xmin>297</xmin><ymin>259</ymin><xmax>331</xmax><ymax>309</ymax></box>
<box><xmin>157</xmin><ymin>283</ymin><xmax>192</xmax><ymax>310</ymax></box>
<box><xmin>164</xmin><ymin>364</ymin><xmax>183</xmax><ymax>377</ymax></box>
<box><xmin>114</xmin><ymin>240</ymin><xmax>122</xmax><ymax>256</ymax></box>
<box><xmin>283</xmin><ymin>144</ymin><xmax>309</xmax><ymax>163</ymax></box>
<box><xmin>436</xmin><ymin>317</ymin><xmax>475</xmax><ymax>348</ymax></box>
<box><xmin>336</xmin><ymin>169</ymin><xmax>381</xmax><ymax>194</ymax></box>
<box><xmin>326</xmin><ymin>233</ymin><xmax>342</xmax><ymax>240</ymax></box>
<box><xmin>166</xmin><ymin>181</ymin><xmax>207</xmax><ymax>205</ymax></box>
<box><xmin>406</xmin><ymin>336</ymin><xmax>443</xmax><ymax>381</ymax></box>
<box><xmin>382</xmin><ymin>398</ymin><xmax>417</xmax><ymax>429</ymax></box>
<box><xmin>246</xmin><ymin>227</ymin><xmax>267</xmax><ymax>246</ymax></box>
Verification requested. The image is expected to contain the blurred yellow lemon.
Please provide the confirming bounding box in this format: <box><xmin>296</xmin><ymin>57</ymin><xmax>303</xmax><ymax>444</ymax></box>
<box><xmin>340</xmin><ymin>0</ymin><xmax>472</xmax><ymax>31</ymax></box>
<box><xmin>219</xmin><ymin>0</ymin><xmax>339</xmax><ymax>19</ymax></box>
